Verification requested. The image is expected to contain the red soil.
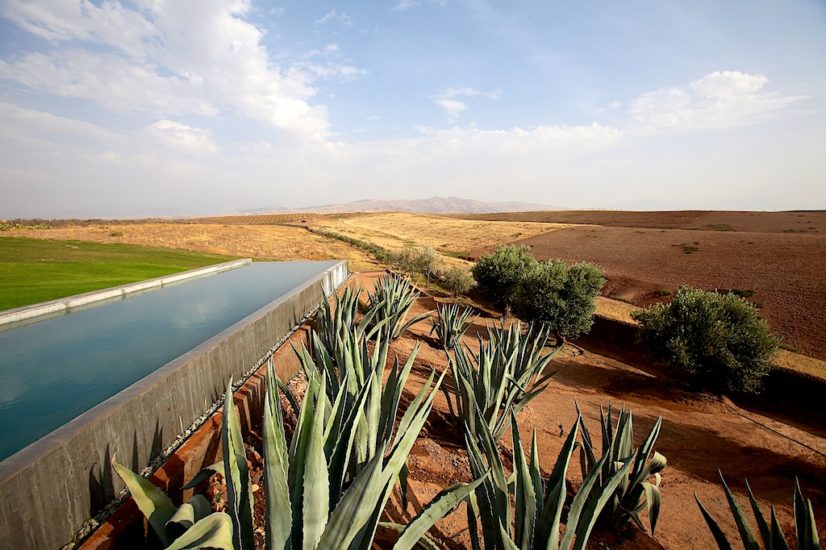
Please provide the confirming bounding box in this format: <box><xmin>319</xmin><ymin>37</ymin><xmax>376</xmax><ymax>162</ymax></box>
<box><xmin>456</xmin><ymin>210</ymin><xmax>826</xmax><ymax>234</ymax></box>
<box><xmin>469</xmin><ymin>225</ymin><xmax>826</xmax><ymax>359</ymax></box>
<box><xmin>370</xmin><ymin>274</ymin><xmax>826</xmax><ymax>549</ymax></box>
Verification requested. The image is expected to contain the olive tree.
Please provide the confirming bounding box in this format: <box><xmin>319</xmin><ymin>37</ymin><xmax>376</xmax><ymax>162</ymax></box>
<box><xmin>632</xmin><ymin>287</ymin><xmax>778</xmax><ymax>394</ymax></box>
<box><xmin>441</xmin><ymin>266</ymin><xmax>475</xmax><ymax>296</ymax></box>
<box><xmin>518</xmin><ymin>260</ymin><xmax>605</xmax><ymax>341</ymax></box>
<box><xmin>471</xmin><ymin>245</ymin><xmax>537</xmax><ymax>315</ymax></box>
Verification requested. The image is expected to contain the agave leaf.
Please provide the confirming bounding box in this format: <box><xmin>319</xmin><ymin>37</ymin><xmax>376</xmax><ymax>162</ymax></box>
<box><xmin>302</xmin><ymin>375</ymin><xmax>330</xmax><ymax>550</ymax></box>
<box><xmin>317</xmin><ymin>449</ymin><xmax>386</xmax><ymax>548</ymax></box>
<box><xmin>394</xmin><ymin>475</ymin><xmax>488</xmax><ymax>550</ymax></box>
<box><xmin>165</xmin><ymin>512</ymin><xmax>234</xmax><ymax>550</ymax></box>
<box><xmin>695</xmin><ymin>495</ymin><xmax>734</xmax><ymax>550</ymax></box>
<box><xmin>221</xmin><ymin>379</ymin><xmax>254</xmax><ymax>550</ymax></box>
<box><xmin>719</xmin><ymin>472</ymin><xmax>759</xmax><ymax>550</ymax></box>
<box><xmin>538</xmin><ymin>419</ymin><xmax>579</xmax><ymax>549</ymax></box>
<box><xmin>511</xmin><ymin>414</ymin><xmax>536</xmax><ymax>549</ymax></box>
<box><xmin>111</xmin><ymin>459</ymin><xmax>175</xmax><ymax>546</ymax></box>
<box><xmin>745</xmin><ymin>480</ymin><xmax>772</xmax><ymax>548</ymax></box>
<box><xmin>642</xmin><ymin>480</ymin><xmax>662</xmax><ymax>536</ymax></box>
<box><xmin>378</xmin><ymin>522</ymin><xmax>441</xmax><ymax>550</ymax></box>
<box><xmin>263</xmin><ymin>382</ymin><xmax>292</xmax><ymax>550</ymax></box>
<box><xmin>166</xmin><ymin>494</ymin><xmax>213</xmax><ymax>540</ymax></box>
<box><xmin>570</xmin><ymin>457</ymin><xmax>634</xmax><ymax>550</ymax></box>
<box><xmin>182</xmin><ymin>462</ymin><xmax>225</xmax><ymax>490</ymax></box>
<box><xmin>499</xmin><ymin>524</ymin><xmax>519</xmax><ymax>550</ymax></box>
<box><xmin>770</xmin><ymin>505</ymin><xmax>791</xmax><ymax>550</ymax></box>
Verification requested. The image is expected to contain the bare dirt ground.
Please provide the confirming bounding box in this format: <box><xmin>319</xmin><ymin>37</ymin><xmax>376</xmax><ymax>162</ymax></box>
<box><xmin>1</xmin><ymin>223</ymin><xmax>380</xmax><ymax>271</ymax></box>
<box><xmin>349</xmin><ymin>272</ymin><xmax>826</xmax><ymax>549</ymax></box>
<box><xmin>456</xmin><ymin>210</ymin><xmax>826</xmax><ymax>234</ymax></box>
<box><xmin>468</xmin><ymin>224</ymin><xmax>826</xmax><ymax>360</ymax></box>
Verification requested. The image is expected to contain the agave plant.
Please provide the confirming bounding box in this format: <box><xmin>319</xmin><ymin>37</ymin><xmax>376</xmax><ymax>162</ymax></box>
<box><xmin>430</xmin><ymin>302</ymin><xmax>476</xmax><ymax>350</ymax></box>
<box><xmin>112</xmin><ymin>461</ymin><xmax>233</xmax><ymax>550</ymax></box>
<box><xmin>446</xmin><ymin>321</ymin><xmax>561</xmax><ymax>441</ymax></box>
<box><xmin>111</xmin><ymin>378</ymin><xmax>250</xmax><ymax>549</ymax></box>
<box><xmin>315</xmin><ymin>285</ymin><xmax>384</xmax><ymax>358</ymax></box>
<box><xmin>576</xmin><ymin>404</ymin><xmax>666</xmax><ymax>534</ymax></box>
<box><xmin>263</xmin><ymin>361</ymin><xmax>487</xmax><ymax>549</ymax></box>
<box><xmin>366</xmin><ymin>273</ymin><xmax>432</xmax><ymax>341</ymax></box>
<box><xmin>464</xmin><ymin>408</ymin><xmax>634</xmax><ymax>550</ymax></box>
<box><xmin>696</xmin><ymin>472</ymin><xmax>821</xmax><ymax>550</ymax></box>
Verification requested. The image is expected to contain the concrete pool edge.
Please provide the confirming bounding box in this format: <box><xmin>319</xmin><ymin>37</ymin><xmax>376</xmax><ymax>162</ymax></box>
<box><xmin>0</xmin><ymin>260</ymin><xmax>348</xmax><ymax>550</ymax></box>
<box><xmin>0</xmin><ymin>258</ymin><xmax>252</xmax><ymax>327</ymax></box>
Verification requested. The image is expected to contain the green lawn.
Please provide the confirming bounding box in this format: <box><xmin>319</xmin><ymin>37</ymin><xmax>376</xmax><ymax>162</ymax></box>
<box><xmin>0</xmin><ymin>237</ymin><xmax>235</xmax><ymax>311</ymax></box>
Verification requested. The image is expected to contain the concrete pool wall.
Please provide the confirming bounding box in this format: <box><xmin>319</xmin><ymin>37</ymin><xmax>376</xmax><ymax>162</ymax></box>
<box><xmin>0</xmin><ymin>260</ymin><xmax>348</xmax><ymax>550</ymax></box>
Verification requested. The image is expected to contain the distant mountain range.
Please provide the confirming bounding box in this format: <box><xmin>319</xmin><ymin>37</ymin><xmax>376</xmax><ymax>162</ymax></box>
<box><xmin>250</xmin><ymin>196</ymin><xmax>562</xmax><ymax>215</ymax></box>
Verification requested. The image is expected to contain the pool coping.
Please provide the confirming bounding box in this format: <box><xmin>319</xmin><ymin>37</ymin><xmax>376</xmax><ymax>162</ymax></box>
<box><xmin>0</xmin><ymin>259</ymin><xmax>348</xmax><ymax>550</ymax></box>
<box><xmin>0</xmin><ymin>258</ymin><xmax>252</xmax><ymax>328</ymax></box>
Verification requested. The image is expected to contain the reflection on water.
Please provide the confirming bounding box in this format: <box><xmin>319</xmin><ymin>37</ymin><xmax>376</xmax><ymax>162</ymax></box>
<box><xmin>0</xmin><ymin>261</ymin><xmax>337</xmax><ymax>461</ymax></box>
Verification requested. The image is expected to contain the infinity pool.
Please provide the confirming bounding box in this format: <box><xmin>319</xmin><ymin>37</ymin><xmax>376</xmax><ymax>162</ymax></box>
<box><xmin>0</xmin><ymin>261</ymin><xmax>337</xmax><ymax>460</ymax></box>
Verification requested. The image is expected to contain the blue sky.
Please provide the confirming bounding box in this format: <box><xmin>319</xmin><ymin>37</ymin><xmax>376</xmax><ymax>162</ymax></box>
<box><xmin>0</xmin><ymin>0</ymin><xmax>824</xmax><ymax>217</ymax></box>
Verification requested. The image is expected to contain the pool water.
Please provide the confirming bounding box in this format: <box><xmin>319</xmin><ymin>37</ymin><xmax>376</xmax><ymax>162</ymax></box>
<box><xmin>0</xmin><ymin>261</ymin><xmax>337</xmax><ymax>461</ymax></box>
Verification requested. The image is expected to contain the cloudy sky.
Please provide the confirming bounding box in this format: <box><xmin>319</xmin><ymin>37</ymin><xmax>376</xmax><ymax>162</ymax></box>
<box><xmin>0</xmin><ymin>0</ymin><xmax>824</xmax><ymax>217</ymax></box>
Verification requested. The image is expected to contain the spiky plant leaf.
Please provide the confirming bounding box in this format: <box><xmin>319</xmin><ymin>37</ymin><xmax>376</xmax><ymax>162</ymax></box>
<box><xmin>111</xmin><ymin>459</ymin><xmax>175</xmax><ymax>546</ymax></box>
<box><xmin>394</xmin><ymin>476</ymin><xmax>488</xmax><ymax>550</ymax></box>
<box><xmin>166</xmin><ymin>495</ymin><xmax>213</xmax><ymax>540</ymax></box>
<box><xmin>263</xmin><ymin>365</ymin><xmax>292</xmax><ymax>550</ymax></box>
<box><xmin>221</xmin><ymin>379</ymin><xmax>254</xmax><ymax>550</ymax></box>
<box><xmin>719</xmin><ymin>472</ymin><xmax>759</xmax><ymax>550</ymax></box>
<box><xmin>696</xmin><ymin>494</ymin><xmax>734</xmax><ymax>550</ymax></box>
<box><xmin>165</xmin><ymin>512</ymin><xmax>234</xmax><ymax>550</ymax></box>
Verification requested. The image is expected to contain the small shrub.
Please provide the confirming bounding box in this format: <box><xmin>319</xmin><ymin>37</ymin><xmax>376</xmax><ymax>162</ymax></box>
<box><xmin>654</xmin><ymin>289</ymin><xmax>672</xmax><ymax>297</ymax></box>
<box><xmin>393</xmin><ymin>244</ymin><xmax>440</xmax><ymax>283</ymax></box>
<box><xmin>415</xmin><ymin>245</ymin><xmax>439</xmax><ymax>283</ymax></box>
<box><xmin>632</xmin><ymin>287</ymin><xmax>778</xmax><ymax>394</ymax></box>
<box><xmin>441</xmin><ymin>266</ymin><xmax>475</xmax><ymax>296</ymax></box>
<box><xmin>517</xmin><ymin>260</ymin><xmax>605</xmax><ymax>340</ymax></box>
<box><xmin>472</xmin><ymin>245</ymin><xmax>537</xmax><ymax>312</ymax></box>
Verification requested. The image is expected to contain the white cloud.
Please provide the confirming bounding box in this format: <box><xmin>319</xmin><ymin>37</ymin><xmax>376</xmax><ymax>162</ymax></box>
<box><xmin>434</xmin><ymin>98</ymin><xmax>467</xmax><ymax>119</ymax></box>
<box><xmin>392</xmin><ymin>0</ymin><xmax>446</xmax><ymax>12</ymax></box>
<box><xmin>314</xmin><ymin>10</ymin><xmax>353</xmax><ymax>28</ymax></box>
<box><xmin>0</xmin><ymin>0</ymin><xmax>340</xmax><ymax>138</ymax></box>
<box><xmin>630</xmin><ymin>70</ymin><xmax>803</xmax><ymax>134</ymax></box>
<box><xmin>0</xmin><ymin>0</ymin><xmax>154</xmax><ymax>59</ymax></box>
<box><xmin>433</xmin><ymin>85</ymin><xmax>500</xmax><ymax>119</ymax></box>
<box><xmin>443</xmin><ymin>86</ymin><xmax>501</xmax><ymax>99</ymax></box>
<box><xmin>392</xmin><ymin>0</ymin><xmax>420</xmax><ymax>12</ymax></box>
<box><xmin>147</xmin><ymin>120</ymin><xmax>218</xmax><ymax>153</ymax></box>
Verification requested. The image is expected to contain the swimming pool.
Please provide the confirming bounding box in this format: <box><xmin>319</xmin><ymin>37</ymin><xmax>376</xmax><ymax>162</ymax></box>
<box><xmin>0</xmin><ymin>261</ymin><xmax>339</xmax><ymax>460</ymax></box>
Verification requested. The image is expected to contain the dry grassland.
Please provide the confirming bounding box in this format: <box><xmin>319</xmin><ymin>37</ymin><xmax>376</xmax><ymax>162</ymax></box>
<box><xmin>2</xmin><ymin>223</ymin><xmax>380</xmax><ymax>271</ymax></box>
<box><xmin>315</xmin><ymin>212</ymin><xmax>570</xmax><ymax>265</ymax></box>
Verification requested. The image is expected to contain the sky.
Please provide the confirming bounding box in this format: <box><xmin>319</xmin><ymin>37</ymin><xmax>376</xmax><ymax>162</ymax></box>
<box><xmin>0</xmin><ymin>0</ymin><xmax>824</xmax><ymax>218</ymax></box>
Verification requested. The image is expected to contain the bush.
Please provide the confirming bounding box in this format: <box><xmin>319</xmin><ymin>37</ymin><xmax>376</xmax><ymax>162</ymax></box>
<box><xmin>632</xmin><ymin>287</ymin><xmax>778</xmax><ymax>394</ymax></box>
<box><xmin>471</xmin><ymin>245</ymin><xmax>537</xmax><ymax>311</ymax></box>
<box><xmin>518</xmin><ymin>260</ymin><xmax>605</xmax><ymax>340</ymax></box>
<box><xmin>393</xmin><ymin>244</ymin><xmax>440</xmax><ymax>283</ymax></box>
<box><xmin>415</xmin><ymin>245</ymin><xmax>439</xmax><ymax>283</ymax></box>
<box><xmin>441</xmin><ymin>266</ymin><xmax>475</xmax><ymax>296</ymax></box>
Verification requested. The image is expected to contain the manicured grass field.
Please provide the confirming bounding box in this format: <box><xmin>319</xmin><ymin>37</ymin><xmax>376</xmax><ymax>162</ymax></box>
<box><xmin>0</xmin><ymin>237</ymin><xmax>235</xmax><ymax>311</ymax></box>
